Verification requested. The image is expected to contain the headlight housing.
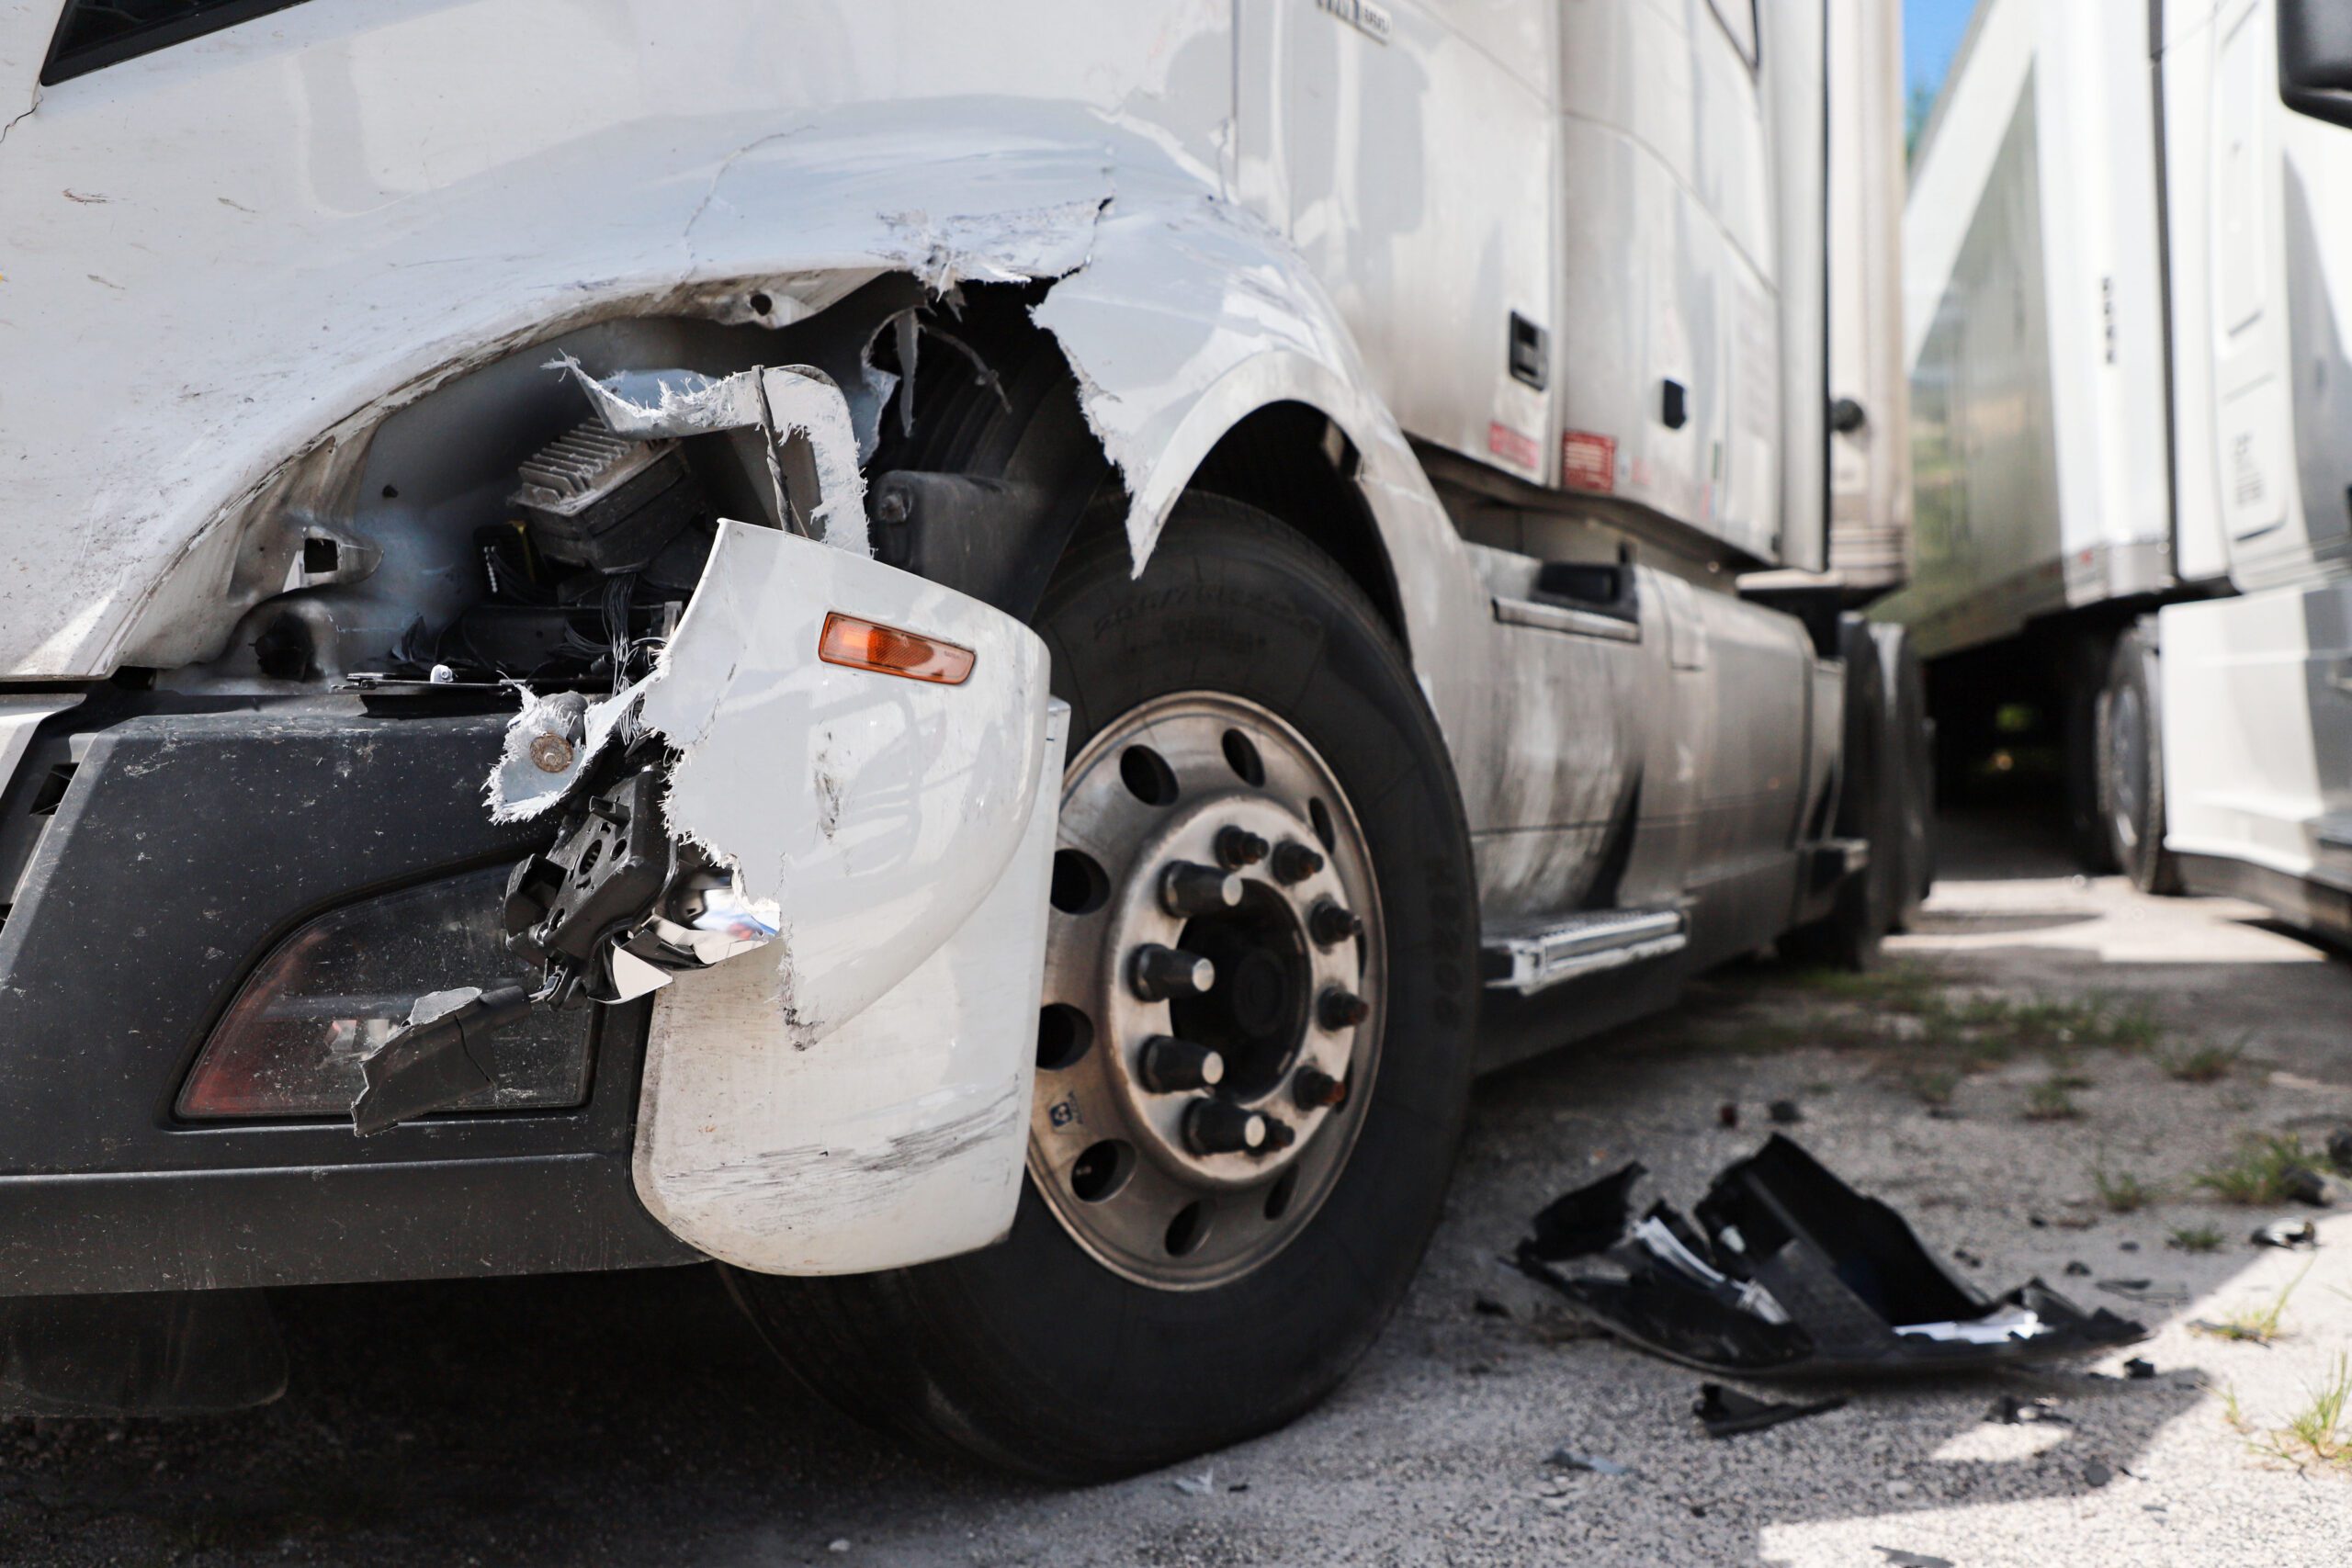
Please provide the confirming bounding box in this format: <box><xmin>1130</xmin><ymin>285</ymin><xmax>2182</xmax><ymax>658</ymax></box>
<box><xmin>177</xmin><ymin>866</ymin><xmax>595</xmax><ymax>1120</ymax></box>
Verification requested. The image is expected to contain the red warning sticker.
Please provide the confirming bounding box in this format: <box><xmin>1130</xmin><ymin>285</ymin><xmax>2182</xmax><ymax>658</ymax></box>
<box><xmin>1487</xmin><ymin>421</ymin><xmax>1541</xmax><ymax>472</ymax></box>
<box><xmin>1562</xmin><ymin>431</ymin><xmax>1617</xmax><ymax>494</ymax></box>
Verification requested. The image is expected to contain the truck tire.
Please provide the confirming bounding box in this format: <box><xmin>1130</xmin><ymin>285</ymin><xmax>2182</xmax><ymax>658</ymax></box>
<box><xmin>1780</xmin><ymin>615</ymin><xmax>1894</xmax><ymax>969</ymax></box>
<box><xmin>2097</xmin><ymin>623</ymin><xmax>2183</xmax><ymax>895</ymax></box>
<box><xmin>1872</xmin><ymin>623</ymin><xmax>1936</xmax><ymax>931</ymax></box>
<box><xmin>2064</xmin><ymin>632</ymin><xmax>2125</xmax><ymax>874</ymax></box>
<box><xmin>726</xmin><ymin>497</ymin><xmax>1480</xmax><ymax>1481</ymax></box>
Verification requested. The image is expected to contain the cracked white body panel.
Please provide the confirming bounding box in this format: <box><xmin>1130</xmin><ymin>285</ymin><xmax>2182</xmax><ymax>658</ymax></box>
<box><xmin>0</xmin><ymin>3</ymin><xmax>1230</xmax><ymax>678</ymax></box>
<box><xmin>629</xmin><ymin>526</ymin><xmax>1064</xmax><ymax>1268</ymax></box>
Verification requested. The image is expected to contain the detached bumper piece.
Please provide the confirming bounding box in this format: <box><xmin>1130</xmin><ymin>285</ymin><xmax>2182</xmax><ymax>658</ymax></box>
<box><xmin>1514</xmin><ymin>1135</ymin><xmax>2146</xmax><ymax>1377</ymax></box>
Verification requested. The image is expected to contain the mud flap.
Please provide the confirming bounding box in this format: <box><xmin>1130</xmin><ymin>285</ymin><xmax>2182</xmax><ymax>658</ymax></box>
<box><xmin>622</xmin><ymin>522</ymin><xmax>1064</xmax><ymax>1275</ymax></box>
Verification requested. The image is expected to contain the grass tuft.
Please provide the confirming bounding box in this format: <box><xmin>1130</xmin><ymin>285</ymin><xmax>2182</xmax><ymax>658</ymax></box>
<box><xmin>2094</xmin><ymin>1165</ymin><xmax>2154</xmax><ymax>1213</ymax></box>
<box><xmin>2160</xmin><ymin>1035</ymin><xmax>2246</xmax><ymax>1085</ymax></box>
<box><xmin>1906</xmin><ymin>1066</ymin><xmax>1961</xmax><ymax>1108</ymax></box>
<box><xmin>2025</xmin><ymin>1078</ymin><xmax>2083</xmax><ymax>1122</ymax></box>
<box><xmin>2257</xmin><ymin>1354</ymin><xmax>2352</xmax><ymax>1470</ymax></box>
<box><xmin>2196</xmin><ymin>1262</ymin><xmax>2312</xmax><ymax>1345</ymax></box>
<box><xmin>2167</xmin><ymin>1224</ymin><xmax>2224</xmax><ymax>1253</ymax></box>
<box><xmin>2195</xmin><ymin>1134</ymin><xmax>2315</xmax><ymax>1205</ymax></box>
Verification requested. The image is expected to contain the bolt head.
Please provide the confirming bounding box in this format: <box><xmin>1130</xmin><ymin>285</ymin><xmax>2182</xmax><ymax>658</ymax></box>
<box><xmin>1317</xmin><ymin>988</ymin><xmax>1370</xmax><ymax>1031</ymax></box>
<box><xmin>1293</xmin><ymin>1066</ymin><xmax>1347</xmax><ymax>1110</ymax></box>
<box><xmin>1216</xmin><ymin>826</ymin><xmax>1271</xmax><ymax>869</ymax></box>
<box><xmin>1272</xmin><ymin>841</ymin><xmax>1326</xmax><ymax>885</ymax></box>
<box><xmin>528</xmin><ymin>732</ymin><xmax>576</xmax><ymax>773</ymax></box>
<box><xmin>1309</xmin><ymin>900</ymin><xmax>1362</xmax><ymax>945</ymax></box>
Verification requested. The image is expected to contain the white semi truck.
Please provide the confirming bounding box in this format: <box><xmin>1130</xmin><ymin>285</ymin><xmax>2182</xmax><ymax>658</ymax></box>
<box><xmin>1894</xmin><ymin>0</ymin><xmax>2352</xmax><ymax>941</ymax></box>
<box><xmin>0</xmin><ymin>0</ymin><xmax>1918</xmax><ymax>1472</ymax></box>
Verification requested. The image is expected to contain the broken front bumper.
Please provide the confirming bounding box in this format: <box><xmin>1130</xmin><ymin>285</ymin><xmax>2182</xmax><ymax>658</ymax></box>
<box><xmin>0</xmin><ymin>529</ymin><xmax>1062</xmax><ymax>1293</ymax></box>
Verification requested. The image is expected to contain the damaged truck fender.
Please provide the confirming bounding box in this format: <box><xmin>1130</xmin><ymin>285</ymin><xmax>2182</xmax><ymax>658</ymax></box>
<box><xmin>629</xmin><ymin>523</ymin><xmax>1065</xmax><ymax>1273</ymax></box>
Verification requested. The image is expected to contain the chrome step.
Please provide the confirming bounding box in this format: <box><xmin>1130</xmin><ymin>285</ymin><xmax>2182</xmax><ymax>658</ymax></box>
<box><xmin>1479</xmin><ymin>907</ymin><xmax>1688</xmax><ymax>996</ymax></box>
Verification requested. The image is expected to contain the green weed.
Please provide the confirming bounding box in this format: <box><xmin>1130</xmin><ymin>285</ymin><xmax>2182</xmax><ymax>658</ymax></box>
<box><xmin>2094</xmin><ymin>1165</ymin><xmax>2154</xmax><ymax>1213</ymax></box>
<box><xmin>2195</xmin><ymin>1134</ymin><xmax>2314</xmax><ymax>1205</ymax></box>
<box><xmin>2025</xmin><ymin>1078</ymin><xmax>2083</xmax><ymax>1121</ymax></box>
<box><xmin>2167</xmin><ymin>1224</ymin><xmax>2224</xmax><ymax>1253</ymax></box>
<box><xmin>2196</xmin><ymin>1262</ymin><xmax>2312</xmax><ymax>1345</ymax></box>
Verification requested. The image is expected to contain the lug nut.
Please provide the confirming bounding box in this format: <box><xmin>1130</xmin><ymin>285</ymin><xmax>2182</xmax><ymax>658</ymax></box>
<box><xmin>1292</xmin><ymin>1066</ymin><xmax>1348</xmax><ymax>1110</ymax></box>
<box><xmin>1260</xmin><ymin>1116</ymin><xmax>1297</xmax><ymax>1152</ymax></box>
<box><xmin>1184</xmin><ymin>1099</ymin><xmax>1268</xmax><ymax>1155</ymax></box>
<box><xmin>1131</xmin><ymin>943</ymin><xmax>1216</xmax><ymax>1001</ymax></box>
<box><xmin>1139</xmin><ymin>1035</ymin><xmax>1226</xmax><ymax>1092</ymax></box>
<box><xmin>1215</xmin><ymin>826</ymin><xmax>1271</xmax><ymax>870</ymax></box>
<box><xmin>1317</xmin><ymin>987</ymin><xmax>1371</xmax><ymax>1031</ymax></box>
<box><xmin>1272</xmin><ymin>840</ymin><xmax>1325</xmax><ymax>885</ymax></box>
<box><xmin>1308</xmin><ymin>899</ymin><xmax>1362</xmax><ymax>946</ymax></box>
<box><xmin>1160</xmin><ymin>861</ymin><xmax>1243</xmax><ymax>918</ymax></box>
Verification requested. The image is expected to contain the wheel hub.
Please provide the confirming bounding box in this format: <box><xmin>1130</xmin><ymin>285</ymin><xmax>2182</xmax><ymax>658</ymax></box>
<box><xmin>1029</xmin><ymin>694</ymin><xmax>1384</xmax><ymax>1289</ymax></box>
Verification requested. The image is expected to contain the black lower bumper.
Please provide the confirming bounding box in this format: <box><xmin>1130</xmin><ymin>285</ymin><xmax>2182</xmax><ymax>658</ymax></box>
<box><xmin>0</xmin><ymin>693</ymin><xmax>695</xmax><ymax>1296</ymax></box>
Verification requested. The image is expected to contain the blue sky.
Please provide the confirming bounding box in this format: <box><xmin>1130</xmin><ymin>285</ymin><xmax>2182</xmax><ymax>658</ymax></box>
<box><xmin>1905</xmin><ymin>0</ymin><xmax>1979</xmax><ymax>104</ymax></box>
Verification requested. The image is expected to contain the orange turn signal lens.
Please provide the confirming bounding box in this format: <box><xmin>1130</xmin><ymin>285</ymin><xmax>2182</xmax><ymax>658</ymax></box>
<box><xmin>817</xmin><ymin>611</ymin><xmax>976</xmax><ymax>684</ymax></box>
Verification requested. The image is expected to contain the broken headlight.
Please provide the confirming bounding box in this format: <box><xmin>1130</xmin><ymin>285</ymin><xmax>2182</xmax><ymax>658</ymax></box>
<box><xmin>178</xmin><ymin>867</ymin><xmax>596</xmax><ymax>1120</ymax></box>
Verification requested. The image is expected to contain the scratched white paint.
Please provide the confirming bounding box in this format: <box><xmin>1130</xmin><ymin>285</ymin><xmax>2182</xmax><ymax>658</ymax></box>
<box><xmin>635</xmin><ymin>676</ymin><xmax>1067</xmax><ymax>1275</ymax></box>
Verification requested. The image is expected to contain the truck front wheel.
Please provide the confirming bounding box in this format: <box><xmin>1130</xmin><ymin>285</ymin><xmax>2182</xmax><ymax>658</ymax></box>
<box><xmin>2097</xmin><ymin>624</ymin><xmax>2183</xmax><ymax>895</ymax></box>
<box><xmin>726</xmin><ymin>497</ymin><xmax>1479</xmax><ymax>1480</ymax></box>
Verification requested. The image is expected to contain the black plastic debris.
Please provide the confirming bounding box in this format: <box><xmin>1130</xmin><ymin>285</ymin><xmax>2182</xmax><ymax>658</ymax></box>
<box><xmin>1513</xmin><ymin>1135</ymin><xmax>2146</xmax><ymax>1377</ymax></box>
<box><xmin>2284</xmin><ymin>1165</ymin><xmax>2352</xmax><ymax>1207</ymax></box>
<box><xmin>1474</xmin><ymin>1295</ymin><xmax>1512</xmax><ymax>1317</ymax></box>
<box><xmin>1985</xmin><ymin>1393</ymin><xmax>2070</xmax><ymax>1426</ymax></box>
<box><xmin>1769</xmin><ymin>1099</ymin><xmax>1804</xmax><ymax>1124</ymax></box>
<box><xmin>2122</xmin><ymin>1357</ymin><xmax>2156</xmax><ymax>1379</ymax></box>
<box><xmin>2097</xmin><ymin>1279</ymin><xmax>2189</xmax><ymax>1305</ymax></box>
<box><xmin>1524</xmin><ymin>1161</ymin><xmax>1648</xmax><ymax>1261</ymax></box>
<box><xmin>2252</xmin><ymin>1218</ymin><xmax>2319</xmax><ymax>1249</ymax></box>
<box><xmin>1695</xmin><ymin>1382</ymin><xmax>1846</xmax><ymax>1438</ymax></box>
<box><xmin>1546</xmin><ymin>1449</ymin><xmax>1633</xmax><ymax>1476</ymax></box>
<box><xmin>2063</xmin><ymin>1260</ymin><xmax>2092</xmax><ymax>1277</ymax></box>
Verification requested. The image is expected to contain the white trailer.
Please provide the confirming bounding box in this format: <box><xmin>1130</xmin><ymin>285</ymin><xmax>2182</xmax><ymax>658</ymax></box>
<box><xmin>1893</xmin><ymin>0</ymin><xmax>2352</xmax><ymax>941</ymax></box>
<box><xmin>0</xmin><ymin>0</ymin><xmax>1917</xmax><ymax>1470</ymax></box>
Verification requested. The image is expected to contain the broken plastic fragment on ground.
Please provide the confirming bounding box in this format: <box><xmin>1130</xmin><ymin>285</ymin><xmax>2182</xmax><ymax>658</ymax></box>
<box><xmin>1544</xmin><ymin>1450</ymin><xmax>1634</xmax><ymax>1476</ymax></box>
<box><xmin>1874</xmin><ymin>1550</ymin><xmax>1955</xmax><ymax>1568</ymax></box>
<box><xmin>1513</xmin><ymin>1135</ymin><xmax>2147</xmax><ymax>1376</ymax></box>
<box><xmin>1693</xmin><ymin>1382</ymin><xmax>1847</xmax><ymax>1438</ymax></box>
<box><xmin>2252</xmin><ymin>1217</ymin><xmax>2319</xmax><ymax>1248</ymax></box>
<box><xmin>1984</xmin><ymin>1393</ymin><xmax>2071</xmax><ymax>1426</ymax></box>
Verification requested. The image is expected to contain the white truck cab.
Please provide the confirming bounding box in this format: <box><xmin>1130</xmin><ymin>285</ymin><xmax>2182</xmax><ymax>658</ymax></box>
<box><xmin>0</xmin><ymin>0</ymin><xmax>1917</xmax><ymax>1471</ymax></box>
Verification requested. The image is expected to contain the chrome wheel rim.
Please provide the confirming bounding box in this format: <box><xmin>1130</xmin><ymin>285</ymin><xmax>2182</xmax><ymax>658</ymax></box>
<box><xmin>1029</xmin><ymin>693</ymin><xmax>1385</xmax><ymax>1290</ymax></box>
